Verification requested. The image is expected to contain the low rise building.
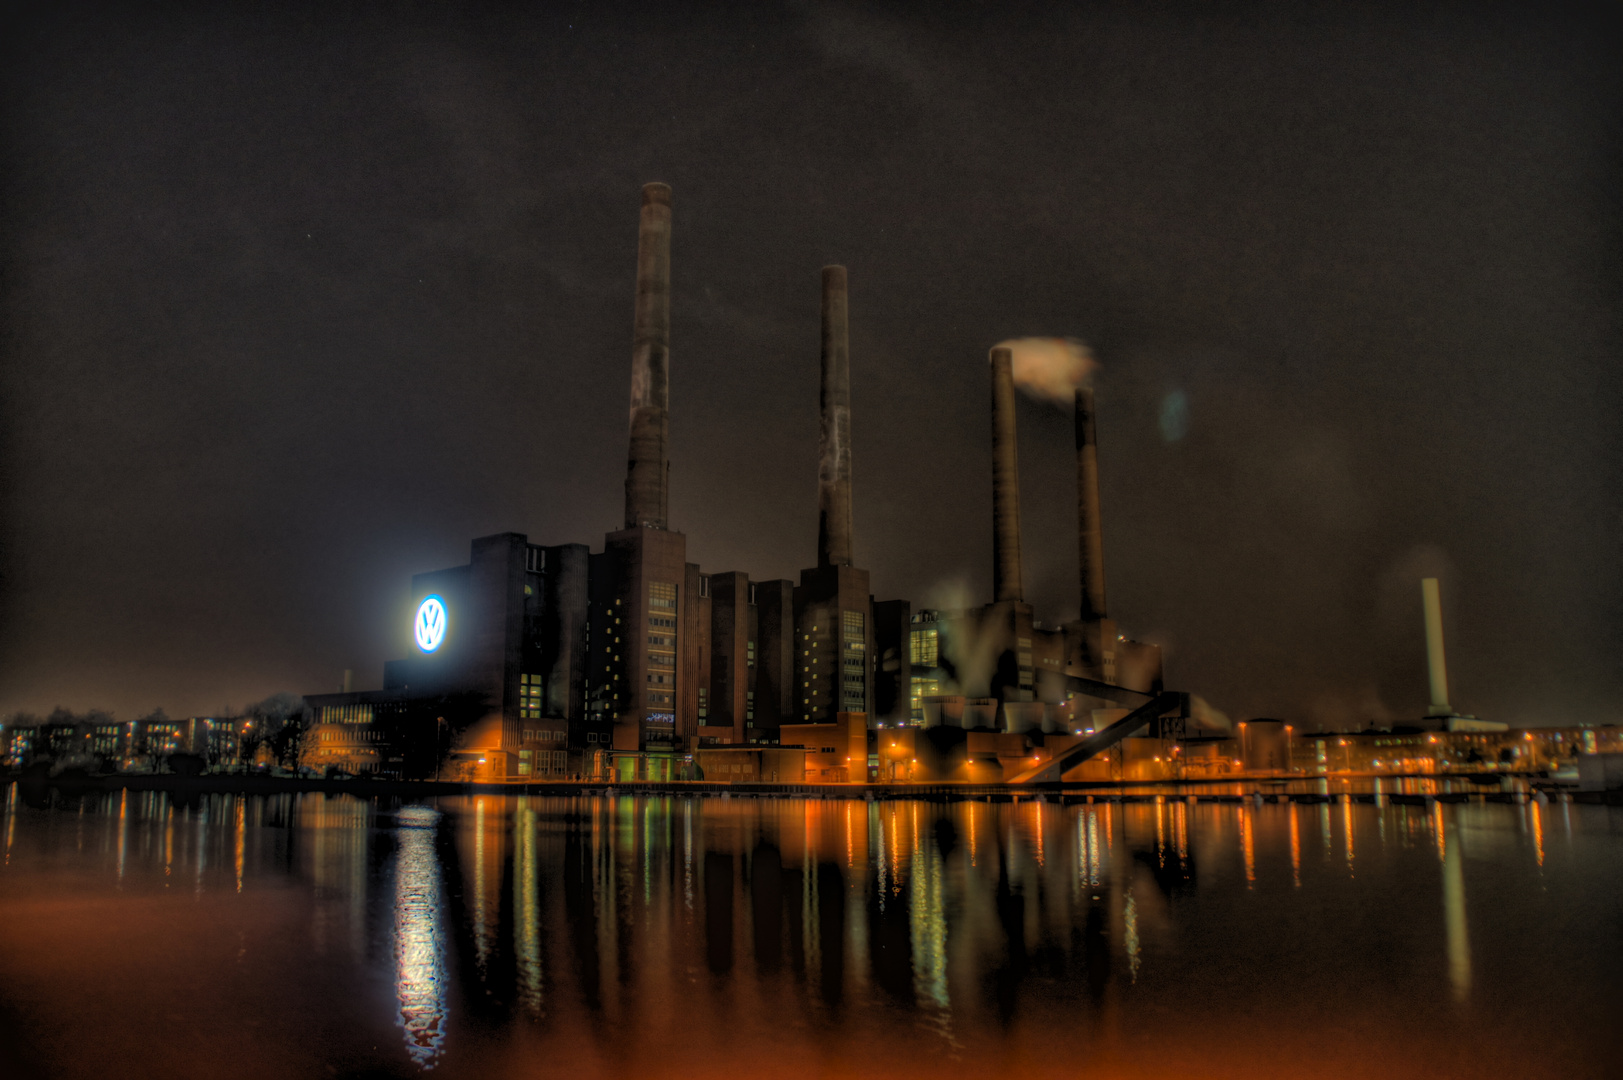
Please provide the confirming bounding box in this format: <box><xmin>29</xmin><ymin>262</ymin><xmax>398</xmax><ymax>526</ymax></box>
<box><xmin>780</xmin><ymin>712</ymin><xmax>869</xmax><ymax>782</ymax></box>
<box><xmin>694</xmin><ymin>746</ymin><xmax>806</xmax><ymax>783</ymax></box>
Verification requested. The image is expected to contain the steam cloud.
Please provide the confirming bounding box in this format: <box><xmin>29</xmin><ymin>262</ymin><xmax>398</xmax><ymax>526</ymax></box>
<box><xmin>993</xmin><ymin>337</ymin><xmax>1098</xmax><ymax>404</ymax></box>
<box><xmin>917</xmin><ymin>576</ymin><xmax>1001</xmax><ymax>695</ymax></box>
<box><xmin>1189</xmin><ymin>695</ymin><xmax>1233</xmax><ymax>734</ymax></box>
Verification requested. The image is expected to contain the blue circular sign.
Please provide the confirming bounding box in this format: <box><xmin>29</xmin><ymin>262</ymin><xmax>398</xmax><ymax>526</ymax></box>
<box><xmin>414</xmin><ymin>596</ymin><xmax>447</xmax><ymax>652</ymax></box>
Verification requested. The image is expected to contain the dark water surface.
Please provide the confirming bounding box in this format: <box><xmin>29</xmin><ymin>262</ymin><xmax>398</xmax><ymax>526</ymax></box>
<box><xmin>0</xmin><ymin>783</ymin><xmax>1619</xmax><ymax>1079</ymax></box>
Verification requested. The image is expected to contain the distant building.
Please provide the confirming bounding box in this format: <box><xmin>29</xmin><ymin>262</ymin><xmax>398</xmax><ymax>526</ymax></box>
<box><xmin>0</xmin><ymin>713</ymin><xmax>234</xmax><ymax>771</ymax></box>
<box><xmin>1291</xmin><ymin>725</ymin><xmax>1621</xmax><ymax>776</ymax></box>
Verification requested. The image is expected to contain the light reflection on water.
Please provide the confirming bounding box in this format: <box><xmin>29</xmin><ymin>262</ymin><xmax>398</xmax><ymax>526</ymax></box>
<box><xmin>0</xmin><ymin>784</ymin><xmax>1621</xmax><ymax>1078</ymax></box>
<box><xmin>395</xmin><ymin>805</ymin><xmax>448</xmax><ymax>1068</ymax></box>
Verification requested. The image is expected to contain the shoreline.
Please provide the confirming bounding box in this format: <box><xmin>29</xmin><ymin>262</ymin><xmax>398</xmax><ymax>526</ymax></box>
<box><xmin>4</xmin><ymin>770</ymin><xmax>1614</xmax><ymax>804</ymax></box>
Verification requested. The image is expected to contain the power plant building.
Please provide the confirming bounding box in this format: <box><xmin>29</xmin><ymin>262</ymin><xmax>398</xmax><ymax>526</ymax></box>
<box><xmin>304</xmin><ymin>184</ymin><xmax>1161</xmax><ymax>782</ymax></box>
<box><xmin>902</xmin><ymin>346</ymin><xmax>1163</xmax><ymax>744</ymax></box>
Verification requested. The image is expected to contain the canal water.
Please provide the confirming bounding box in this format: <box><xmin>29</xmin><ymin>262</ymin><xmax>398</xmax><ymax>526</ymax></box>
<box><xmin>0</xmin><ymin>784</ymin><xmax>1618</xmax><ymax>1079</ymax></box>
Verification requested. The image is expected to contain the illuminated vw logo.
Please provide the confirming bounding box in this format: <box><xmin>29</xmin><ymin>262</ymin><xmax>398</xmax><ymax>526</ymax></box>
<box><xmin>414</xmin><ymin>596</ymin><xmax>447</xmax><ymax>653</ymax></box>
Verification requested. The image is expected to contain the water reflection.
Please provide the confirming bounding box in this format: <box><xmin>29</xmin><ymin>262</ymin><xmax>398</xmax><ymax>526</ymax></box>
<box><xmin>1241</xmin><ymin>805</ymin><xmax>1256</xmax><ymax>886</ymax></box>
<box><xmin>302</xmin><ymin>793</ymin><xmax>368</xmax><ymax>958</ymax></box>
<box><xmin>395</xmin><ymin>805</ymin><xmax>449</xmax><ymax>1068</ymax></box>
<box><xmin>1342</xmin><ymin>796</ymin><xmax>1356</xmax><ymax>874</ymax></box>
<box><xmin>1123</xmin><ymin>890</ymin><xmax>1141</xmax><ymax>982</ymax></box>
<box><xmin>234</xmin><ymin>796</ymin><xmax>245</xmax><ymax>892</ymax></box>
<box><xmin>0</xmin><ymin>785</ymin><xmax>1617</xmax><ymax>1078</ymax></box>
<box><xmin>460</xmin><ymin>796</ymin><xmax>503</xmax><ymax>974</ymax></box>
<box><xmin>1530</xmin><ymin>799</ymin><xmax>1546</xmax><ymax>868</ymax></box>
<box><xmin>1289</xmin><ymin>804</ymin><xmax>1302</xmax><ymax>886</ymax></box>
<box><xmin>1440</xmin><ymin>808</ymin><xmax>1472</xmax><ymax>1004</ymax></box>
<box><xmin>514</xmin><ymin>799</ymin><xmax>543</xmax><ymax>1015</ymax></box>
<box><xmin>116</xmin><ymin>788</ymin><xmax>128</xmax><ymax>881</ymax></box>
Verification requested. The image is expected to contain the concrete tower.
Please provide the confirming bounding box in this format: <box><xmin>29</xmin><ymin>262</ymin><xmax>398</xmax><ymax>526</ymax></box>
<box><xmin>1422</xmin><ymin>577</ymin><xmax>1451</xmax><ymax>718</ymax></box>
<box><xmin>817</xmin><ymin>265</ymin><xmax>854</xmax><ymax>569</ymax></box>
<box><xmin>601</xmin><ymin>183</ymin><xmax>687</xmax><ymax>767</ymax></box>
<box><xmin>1075</xmin><ymin>384</ymin><xmax>1108</xmax><ymax>623</ymax></box>
<box><xmin>795</xmin><ymin>265</ymin><xmax>879</xmax><ymax>728</ymax></box>
<box><xmin>624</xmin><ymin>182</ymin><xmax>672</xmax><ymax>530</ymax></box>
<box><xmin>989</xmin><ymin>346</ymin><xmax>1023</xmax><ymax>603</ymax></box>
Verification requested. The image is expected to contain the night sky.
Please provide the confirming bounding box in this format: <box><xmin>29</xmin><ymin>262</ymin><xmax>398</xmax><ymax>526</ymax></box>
<box><xmin>2</xmin><ymin>1</ymin><xmax>1618</xmax><ymax>728</ymax></box>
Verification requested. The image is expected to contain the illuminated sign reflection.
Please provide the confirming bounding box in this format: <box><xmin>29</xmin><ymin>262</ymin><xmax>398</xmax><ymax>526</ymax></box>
<box><xmin>394</xmin><ymin>805</ymin><xmax>447</xmax><ymax>1067</ymax></box>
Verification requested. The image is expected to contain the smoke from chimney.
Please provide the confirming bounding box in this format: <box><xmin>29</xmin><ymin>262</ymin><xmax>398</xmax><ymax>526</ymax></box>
<box><xmin>994</xmin><ymin>337</ymin><xmax>1097</xmax><ymax>405</ymax></box>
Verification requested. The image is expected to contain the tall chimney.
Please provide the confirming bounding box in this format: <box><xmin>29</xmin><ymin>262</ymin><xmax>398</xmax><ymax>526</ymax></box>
<box><xmin>1422</xmin><ymin>577</ymin><xmax>1451</xmax><ymax>716</ymax></box>
<box><xmin>817</xmin><ymin>266</ymin><xmax>854</xmax><ymax>568</ymax></box>
<box><xmin>990</xmin><ymin>346</ymin><xmax>1023</xmax><ymax>603</ymax></box>
<box><xmin>624</xmin><ymin>182</ymin><xmax>672</xmax><ymax>530</ymax></box>
<box><xmin>1075</xmin><ymin>385</ymin><xmax>1108</xmax><ymax>621</ymax></box>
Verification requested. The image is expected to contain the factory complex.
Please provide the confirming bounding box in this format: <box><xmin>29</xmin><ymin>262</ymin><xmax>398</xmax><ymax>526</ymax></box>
<box><xmin>7</xmin><ymin>184</ymin><xmax>1610</xmax><ymax>789</ymax></box>
<box><xmin>280</xmin><ymin>184</ymin><xmax>1619</xmax><ymax>790</ymax></box>
<box><xmin>298</xmin><ymin>183</ymin><xmax>1179</xmax><ymax>784</ymax></box>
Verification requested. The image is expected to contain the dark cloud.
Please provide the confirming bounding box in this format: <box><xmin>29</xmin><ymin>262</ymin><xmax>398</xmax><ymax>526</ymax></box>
<box><xmin>2</xmin><ymin>0</ymin><xmax>1618</xmax><ymax>726</ymax></box>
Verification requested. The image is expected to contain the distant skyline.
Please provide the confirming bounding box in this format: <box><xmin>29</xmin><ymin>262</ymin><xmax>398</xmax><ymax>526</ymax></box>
<box><xmin>2</xmin><ymin>2</ymin><xmax>1618</xmax><ymax>727</ymax></box>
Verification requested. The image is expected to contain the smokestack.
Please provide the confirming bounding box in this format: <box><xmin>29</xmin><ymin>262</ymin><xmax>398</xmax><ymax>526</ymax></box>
<box><xmin>990</xmin><ymin>346</ymin><xmax>1023</xmax><ymax>603</ymax></box>
<box><xmin>1422</xmin><ymin>577</ymin><xmax>1451</xmax><ymax>716</ymax></box>
<box><xmin>817</xmin><ymin>266</ymin><xmax>853</xmax><ymax>568</ymax></box>
<box><xmin>624</xmin><ymin>182</ymin><xmax>672</xmax><ymax>530</ymax></box>
<box><xmin>1075</xmin><ymin>385</ymin><xmax>1108</xmax><ymax>621</ymax></box>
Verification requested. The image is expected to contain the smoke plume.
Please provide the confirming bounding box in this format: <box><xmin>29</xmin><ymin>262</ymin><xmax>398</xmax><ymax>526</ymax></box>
<box><xmin>993</xmin><ymin>337</ymin><xmax>1098</xmax><ymax>404</ymax></box>
<box><xmin>1189</xmin><ymin>694</ymin><xmax>1233</xmax><ymax>733</ymax></box>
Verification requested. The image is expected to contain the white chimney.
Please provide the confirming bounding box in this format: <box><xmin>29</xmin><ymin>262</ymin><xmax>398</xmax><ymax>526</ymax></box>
<box><xmin>1421</xmin><ymin>578</ymin><xmax>1451</xmax><ymax>717</ymax></box>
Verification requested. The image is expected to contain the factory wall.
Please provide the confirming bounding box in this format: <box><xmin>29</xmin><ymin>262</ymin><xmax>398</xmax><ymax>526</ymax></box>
<box><xmin>753</xmin><ymin>580</ymin><xmax>796</xmax><ymax>733</ymax></box>
<box><xmin>793</xmin><ymin>565</ymin><xmax>875</xmax><ymax>725</ymax></box>
<box><xmin>536</xmin><ymin>544</ymin><xmax>590</xmax><ymax>724</ymax></box>
<box><xmin>602</xmin><ymin>526</ymin><xmax>687</xmax><ymax>753</ymax></box>
<box><xmin>681</xmin><ymin>563</ymin><xmax>711</xmax><ymax>744</ymax></box>
<box><xmin>780</xmin><ymin>712</ymin><xmax>869</xmax><ymax>783</ymax></box>
<box><xmin>695</xmin><ymin>746</ymin><xmax>806</xmax><ymax>783</ymax></box>
<box><xmin>708</xmin><ymin>571</ymin><xmax>752</xmax><ymax>744</ymax></box>
<box><xmin>872</xmin><ymin>599</ymin><xmax>912</xmax><ymax>726</ymax></box>
<box><xmin>361</xmin><ymin>534</ymin><xmax>593</xmax><ymax>778</ymax></box>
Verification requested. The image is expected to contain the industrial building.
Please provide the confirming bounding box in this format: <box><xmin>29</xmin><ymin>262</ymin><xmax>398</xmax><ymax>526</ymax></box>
<box><xmin>303</xmin><ymin>183</ymin><xmax>1178</xmax><ymax>782</ymax></box>
<box><xmin>903</xmin><ymin>347</ymin><xmax>1164</xmax><ymax>738</ymax></box>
